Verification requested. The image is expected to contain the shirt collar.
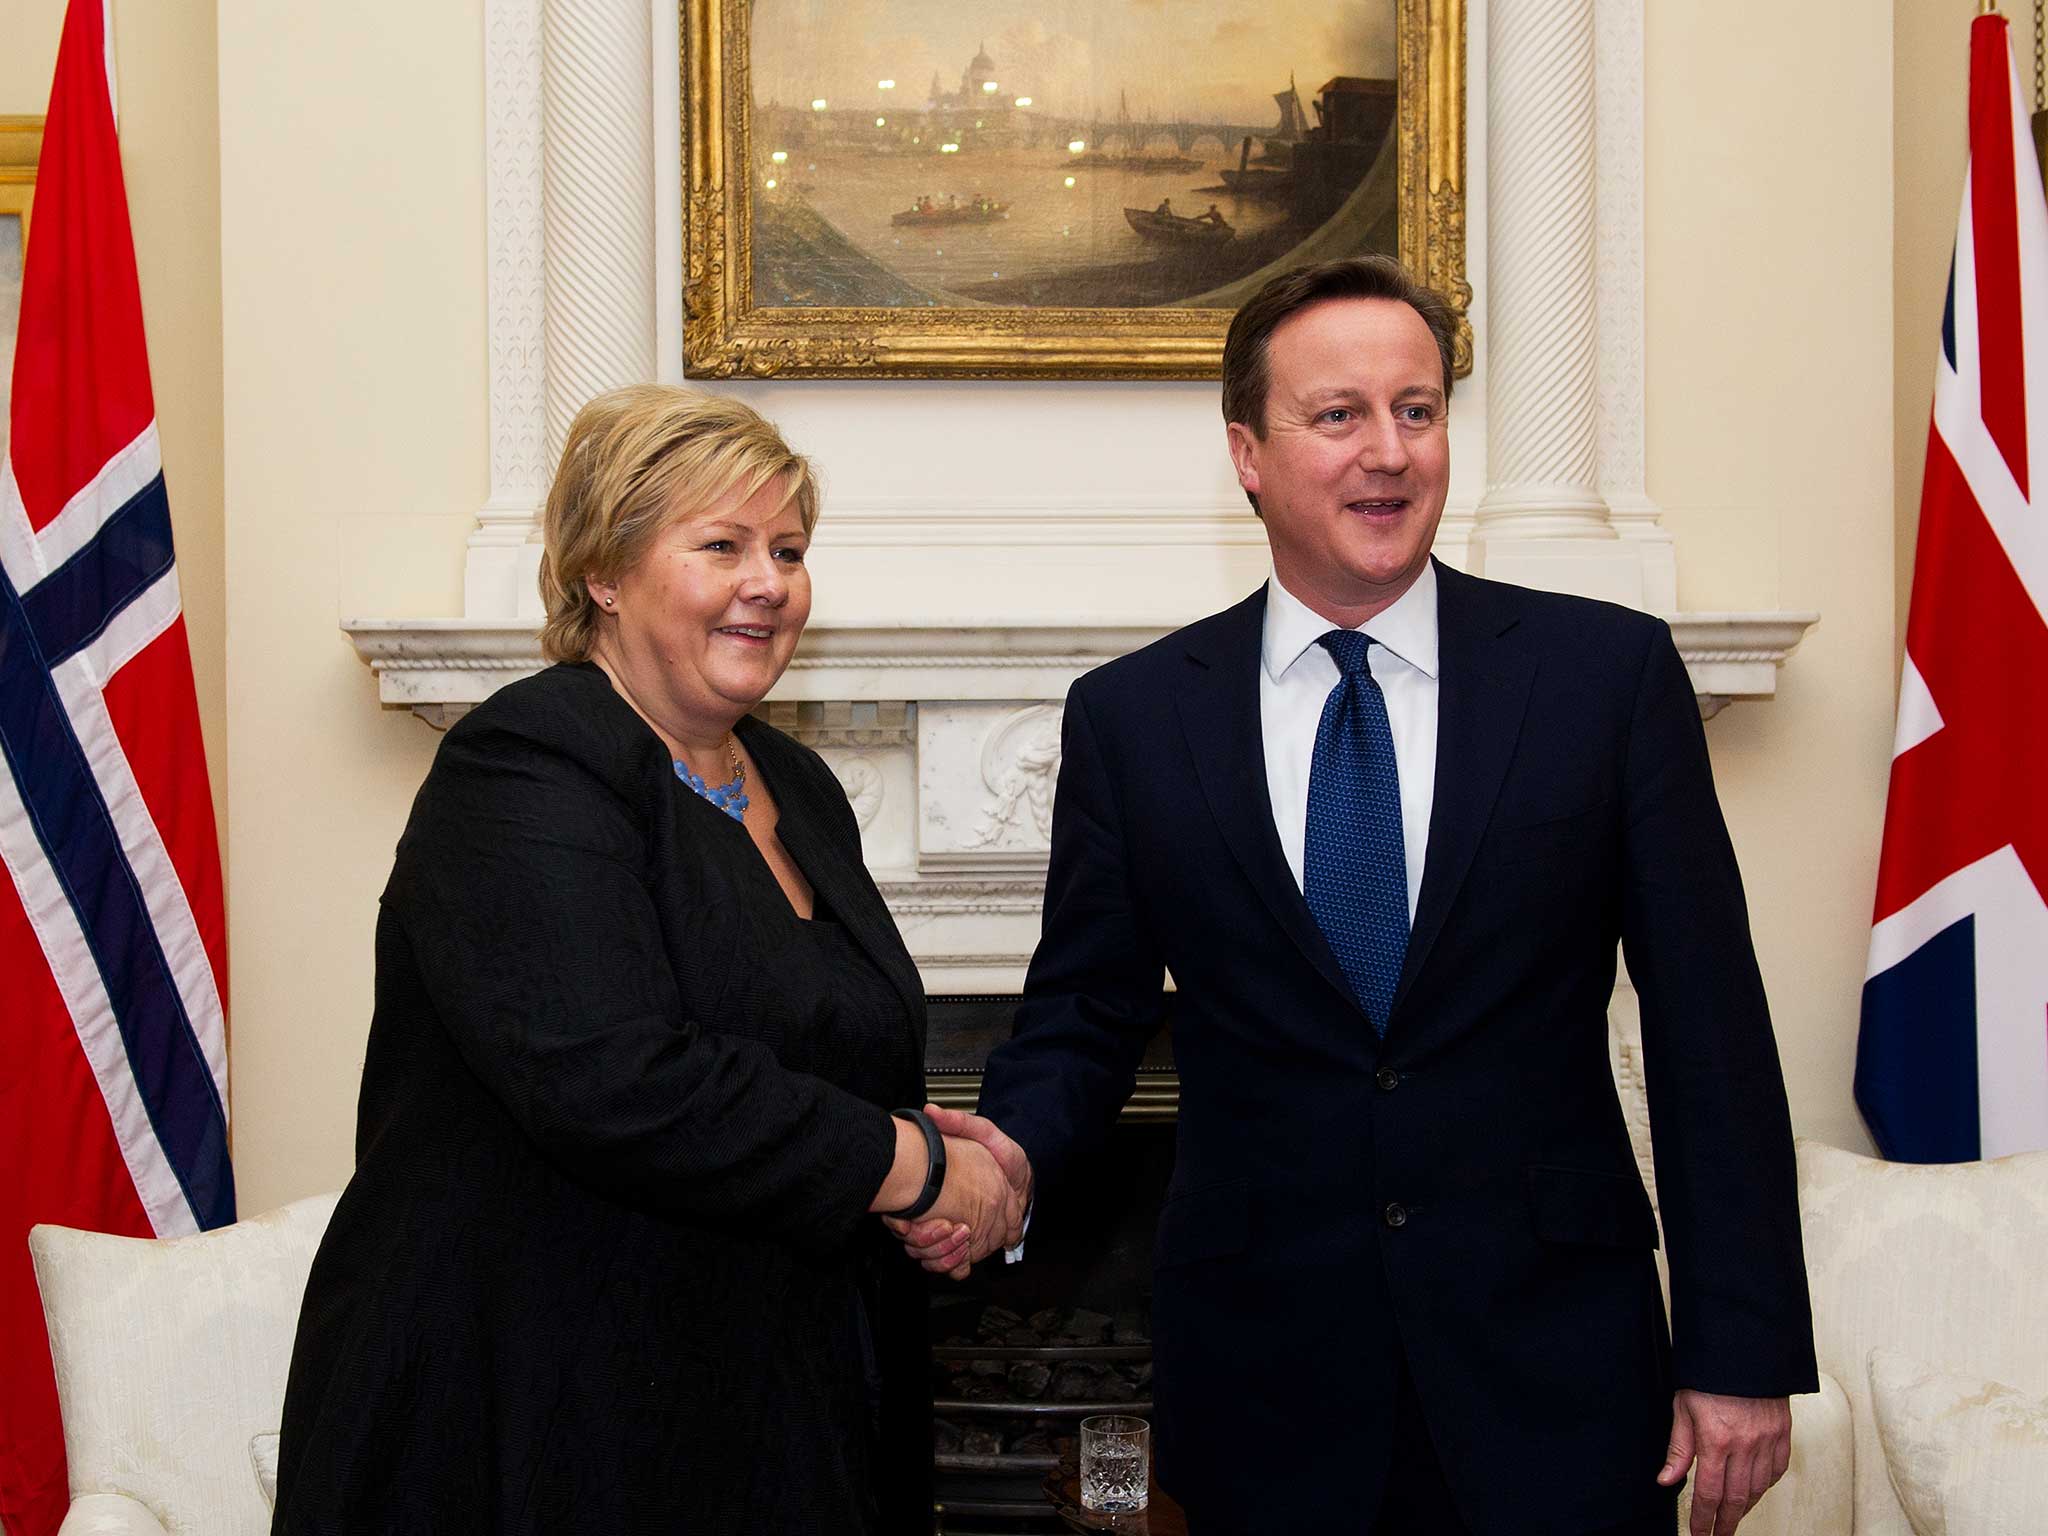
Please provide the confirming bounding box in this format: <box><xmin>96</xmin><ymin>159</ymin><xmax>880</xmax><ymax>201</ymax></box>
<box><xmin>1261</xmin><ymin>560</ymin><xmax>1441</xmax><ymax>683</ymax></box>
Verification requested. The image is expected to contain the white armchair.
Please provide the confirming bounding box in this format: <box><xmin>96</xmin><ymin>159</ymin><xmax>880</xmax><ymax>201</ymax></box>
<box><xmin>29</xmin><ymin>1193</ymin><xmax>339</xmax><ymax>1536</ymax></box>
<box><xmin>1691</xmin><ymin>1141</ymin><xmax>2048</xmax><ymax>1536</ymax></box>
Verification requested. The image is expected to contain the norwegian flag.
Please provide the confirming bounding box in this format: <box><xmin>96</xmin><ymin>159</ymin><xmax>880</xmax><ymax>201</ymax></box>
<box><xmin>0</xmin><ymin>2</ymin><xmax>233</xmax><ymax>1530</ymax></box>
<box><xmin>1857</xmin><ymin>12</ymin><xmax>2048</xmax><ymax>1165</ymax></box>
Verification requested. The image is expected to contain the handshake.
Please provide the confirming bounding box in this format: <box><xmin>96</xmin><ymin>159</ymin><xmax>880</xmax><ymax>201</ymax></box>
<box><xmin>883</xmin><ymin>1105</ymin><xmax>1034</xmax><ymax>1281</ymax></box>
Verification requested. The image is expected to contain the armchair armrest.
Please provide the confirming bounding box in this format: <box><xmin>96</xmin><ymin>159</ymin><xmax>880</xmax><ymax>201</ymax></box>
<box><xmin>1676</xmin><ymin>1370</ymin><xmax>1853</xmax><ymax>1536</ymax></box>
<box><xmin>57</xmin><ymin>1494</ymin><xmax>173</xmax><ymax>1536</ymax></box>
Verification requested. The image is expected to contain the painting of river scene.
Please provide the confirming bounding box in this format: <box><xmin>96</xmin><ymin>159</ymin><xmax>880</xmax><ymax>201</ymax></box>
<box><xmin>747</xmin><ymin>0</ymin><xmax>1400</xmax><ymax>310</ymax></box>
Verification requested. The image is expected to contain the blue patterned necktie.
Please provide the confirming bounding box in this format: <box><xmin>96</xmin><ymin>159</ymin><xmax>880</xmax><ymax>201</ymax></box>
<box><xmin>1303</xmin><ymin>630</ymin><xmax>1410</xmax><ymax>1036</ymax></box>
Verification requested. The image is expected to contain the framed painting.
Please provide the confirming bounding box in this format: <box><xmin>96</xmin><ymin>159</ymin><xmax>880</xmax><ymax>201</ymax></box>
<box><xmin>0</xmin><ymin>116</ymin><xmax>42</xmax><ymax>464</ymax></box>
<box><xmin>682</xmin><ymin>0</ymin><xmax>1469</xmax><ymax>379</ymax></box>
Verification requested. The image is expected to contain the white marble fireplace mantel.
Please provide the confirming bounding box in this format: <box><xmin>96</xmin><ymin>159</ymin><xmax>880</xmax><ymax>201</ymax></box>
<box><xmin>344</xmin><ymin>611</ymin><xmax>1815</xmax><ymax>994</ymax></box>
<box><xmin>342</xmin><ymin>612</ymin><xmax>1819</xmax><ymax>729</ymax></box>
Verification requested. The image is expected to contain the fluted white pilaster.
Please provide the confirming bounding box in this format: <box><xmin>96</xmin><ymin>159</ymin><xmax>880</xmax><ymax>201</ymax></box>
<box><xmin>1593</xmin><ymin>0</ymin><xmax>1676</xmax><ymax>610</ymax></box>
<box><xmin>471</xmin><ymin>0</ymin><xmax>659</xmax><ymax>620</ymax></box>
<box><xmin>1472</xmin><ymin>0</ymin><xmax>1644</xmax><ymax>608</ymax></box>
<box><xmin>540</xmin><ymin>0</ymin><xmax>657</xmax><ymax>465</ymax></box>
<box><xmin>468</xmin><ymin>0</ymin><xmax>550</xmax><ymax>619</ymax></box>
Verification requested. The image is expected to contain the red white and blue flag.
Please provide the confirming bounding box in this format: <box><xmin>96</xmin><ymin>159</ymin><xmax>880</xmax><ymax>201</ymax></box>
<box><xmin>0</xmin><ymin>2</ymin><xmax>233</xmax><ymax>1530</ymax></box>
<box><xmin>1858</xmin><ymin>12</ymin><xmax>2048</xmax><ymax>1165</ymax></box>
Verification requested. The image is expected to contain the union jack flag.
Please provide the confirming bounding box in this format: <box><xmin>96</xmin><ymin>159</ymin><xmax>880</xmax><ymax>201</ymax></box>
<box><xmin>0</xmin><ymin>2</ymin><xmax>233</xmax><ymax>1530</ymax></box>
<box><xmin>1857</xmin><ymin>12</ymin><xmax>2048</xmax><ymax>1164</ymax></box>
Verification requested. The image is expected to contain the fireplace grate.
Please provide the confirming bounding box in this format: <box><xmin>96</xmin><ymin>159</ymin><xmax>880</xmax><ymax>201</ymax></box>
<box><xmin>932</xmin><ymin>1306</ymin><xmax>1153</xmax><ymax>1534</ymax></box>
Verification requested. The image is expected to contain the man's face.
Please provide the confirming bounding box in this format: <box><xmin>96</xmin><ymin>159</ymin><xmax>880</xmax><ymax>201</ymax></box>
<box><xmin>1226</xmin><ymin>296</ymin><xmax>1450</xmax><ymax>623</ymax></box>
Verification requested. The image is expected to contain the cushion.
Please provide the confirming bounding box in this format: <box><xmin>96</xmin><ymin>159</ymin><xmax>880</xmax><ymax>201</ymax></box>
<box><xmin>1871</xmin><ymin>1348</ymin><xmax>2048</xmax><ymax>1535</ymax></box>
<box><xmin>30</xmin><ymin>1193</ymin><xmax>339</xmax><ymax>1536</ymax></box>
<box><xmin>55</xmin><ymin>1493</ymin><xmax>172</xmax><ymax>1534</ymax></box>
<box><xmin>1796</xmin><ymin>1141</ymin><xmax>2048</xmax><ymax>1536</ymax></box>
<box><xmin>249</xmin><ymin>1434</ymin><xmax>280</xmax><ymax>1510</ymax></box>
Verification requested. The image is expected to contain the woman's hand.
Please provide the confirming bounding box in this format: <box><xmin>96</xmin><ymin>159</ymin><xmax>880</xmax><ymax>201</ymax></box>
<box><xmin>880</xmin><ymin>1106</ymin><xmax>1033</xmax><ymax>1279</ymax></box>
<box><xmin>870</xmin><ymin>1105</ymin><xmax>1031</xmax><ymax>1278</ymax></box>
<box><xmin>909</xmin><ymin>1137</ymin><xmax>1014</xmax><ymax>1278</ymax></box>
<box><xmin>897</xmin><ymin>1109</ymin><xmax>1033</xmax><ymax>1278</ymax></box>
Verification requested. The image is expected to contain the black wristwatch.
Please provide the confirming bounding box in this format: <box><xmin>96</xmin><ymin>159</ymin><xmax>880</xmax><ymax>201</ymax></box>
<box><xmin>885</xmin><ymin>1108</ymin><xmax>946</xmax><ymax>1220</ymax></box>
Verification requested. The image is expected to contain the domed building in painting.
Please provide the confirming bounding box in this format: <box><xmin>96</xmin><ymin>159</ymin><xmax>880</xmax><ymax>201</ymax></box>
<box><xmin>961</xmin><ymin>43</ymin><xmax>996</xmax><ymax>99</ymax></box>
<box><xmin>928</xmin><ymin>43</ymin><xmax>1015</xmax><ymax>111</ymax></box>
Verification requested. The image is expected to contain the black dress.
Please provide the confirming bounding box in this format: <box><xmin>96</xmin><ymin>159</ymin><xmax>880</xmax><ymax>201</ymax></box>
<box><xmin>272</xmin><ymin>662</ymin><xmax>933</xmax><ymax>1535</ymax></box>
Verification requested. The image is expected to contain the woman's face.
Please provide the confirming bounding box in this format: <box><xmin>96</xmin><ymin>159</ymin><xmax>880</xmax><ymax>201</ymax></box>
<box><xmin>588</xmin><ymin>474</ymin><xmax>812</xmax><ymax>731</ymax></box>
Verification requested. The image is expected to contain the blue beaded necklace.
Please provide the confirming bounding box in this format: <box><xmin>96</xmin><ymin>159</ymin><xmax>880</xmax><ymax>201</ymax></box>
<box><xmin>674</xmin><ymin>733</ymin><xmax>749</xmax><ymax>823</ymax></box>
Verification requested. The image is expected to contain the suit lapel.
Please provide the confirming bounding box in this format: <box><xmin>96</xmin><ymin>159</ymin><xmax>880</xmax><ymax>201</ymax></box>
<box><xmin>1176</xmin><ymin>588</ymin><xmax>1364</xmax><ymax>1019</ymax></box>
<box><xmin>1390</xmin><ymin>563</ymin><xmax>1538</xmax><ymax>1018</ymax></box>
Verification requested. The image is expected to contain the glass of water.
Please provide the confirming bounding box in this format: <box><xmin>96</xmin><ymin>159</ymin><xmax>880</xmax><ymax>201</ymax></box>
<box><xmin>1079</xmin><ymin>1414</ymin><xmax>1149</xmax><ymax>1514</ymax></box>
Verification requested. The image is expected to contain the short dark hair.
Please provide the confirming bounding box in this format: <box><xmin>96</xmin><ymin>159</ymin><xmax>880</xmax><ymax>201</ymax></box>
<box><xmin>1220</xmin><ymin>255</ymin><xmax>1457</xmax><ymax>440</ymax></box>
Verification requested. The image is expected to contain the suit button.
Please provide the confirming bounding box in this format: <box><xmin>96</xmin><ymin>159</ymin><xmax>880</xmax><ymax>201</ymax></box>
<box><xmin>1376</xmin><ymin>1067</ymin><xmax>1401</xmax><ymax>1092</ymax></box>
<box><xmin>1383</xmin><ymin>1202</ymin><xmax>1409</xmax><ymax>1229</ymax></box>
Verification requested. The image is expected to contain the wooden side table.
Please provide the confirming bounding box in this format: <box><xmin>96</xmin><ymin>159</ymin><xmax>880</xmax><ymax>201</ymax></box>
<box><xmin>1042</xmin><ymin>1441</ymin><xmax>1188</xmax><ymax>1535</ymax></box>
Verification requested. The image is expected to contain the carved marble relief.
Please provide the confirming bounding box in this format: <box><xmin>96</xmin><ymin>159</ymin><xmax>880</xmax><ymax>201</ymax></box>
<box><xmin>966</xmin><ymin>704</ymin><xmax>1063</xmax><ymax>850</ymax></box>
<box><xmin>918</xmin><ymin>703</ymin><xmax>1064</xmax><ymax>874</ymax></box>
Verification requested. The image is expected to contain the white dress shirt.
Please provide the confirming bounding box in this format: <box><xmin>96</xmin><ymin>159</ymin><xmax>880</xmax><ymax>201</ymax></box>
<box><xmin>1259</xmin><ymin>564</ymin><xmax>1440</xmax><ymax>920</ymax></box>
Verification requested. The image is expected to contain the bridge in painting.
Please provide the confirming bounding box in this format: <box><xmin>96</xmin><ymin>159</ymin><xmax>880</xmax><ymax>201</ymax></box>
<box><xmin>753</xmin><ymin>102</ymin><xmax>1276</xmax><ymax>168</ymax></box>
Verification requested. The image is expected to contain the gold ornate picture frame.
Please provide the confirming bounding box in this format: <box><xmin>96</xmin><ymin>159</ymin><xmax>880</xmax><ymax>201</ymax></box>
<box><xmin>682</xmin><ymin>1</ymin><xmax>1469</xmax><ymax>380</ymax></box>
<box><xmin>0</xmin><ymin>116</ymin><xmax>39</xmax><ymax>249</ymax></box>
<box><xmin>1</xmin><ymin>116</ymin><xmax>43</xmax><ymax>465</ymax></box>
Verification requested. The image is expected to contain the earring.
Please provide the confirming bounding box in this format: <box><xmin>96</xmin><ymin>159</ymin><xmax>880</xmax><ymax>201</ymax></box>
<box><xmin>602</xmin><ymin>596</ymin><xmax>615</xmax><ymax>608</ymax></box>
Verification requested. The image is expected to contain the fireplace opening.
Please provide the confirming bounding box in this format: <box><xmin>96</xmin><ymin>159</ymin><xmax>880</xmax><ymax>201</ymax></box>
<box><xmin>922</xmin><ymin>996</ymin><xmax>1178</xmax><ymax>1535</ymax></box>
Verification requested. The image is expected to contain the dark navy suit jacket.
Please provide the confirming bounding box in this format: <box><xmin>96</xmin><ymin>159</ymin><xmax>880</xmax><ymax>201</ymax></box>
<box><xmin>979</xmin><ymin>562</ymin><xmax>1817</xmax><ymax>1533</ymax></box>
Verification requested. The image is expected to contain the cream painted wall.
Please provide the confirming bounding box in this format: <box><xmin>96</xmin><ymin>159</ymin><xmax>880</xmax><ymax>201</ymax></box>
<box><xmin>0</xmin><ymin>0</ymin><xmax>62</xmax><ymax>110</ymax></box>
<box><xmin>206</xmin><ymin>0</ymin><xmax>1912</xmax><ymax>1206</ymax></box>
<box><xmin>216</xmin><ymin>0</ymin><xmax>484</xmax><ymax>1211</ymax></box>
<box><xmin>1896</xmin><ymin>1</ymin><xmax>1974</xmax><ymax>651</ymax></box>
<box><xmin>1643</xmin><ymin>0</ymin><xmax>1897</xmax><ymax>1155</ymax></box>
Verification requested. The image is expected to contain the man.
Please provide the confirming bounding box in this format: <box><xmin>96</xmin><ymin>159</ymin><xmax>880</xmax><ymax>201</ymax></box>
<box><xmin>899</xmin><ymin>257</ymin><xmax>1815</xmax><ymax>1534</ymax></box>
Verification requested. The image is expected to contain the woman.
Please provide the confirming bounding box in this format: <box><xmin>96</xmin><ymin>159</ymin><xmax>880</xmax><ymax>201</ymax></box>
<box><xmin>273</xmin><ymin>386</ymin><xmax>1019</xmax><ymax>1533</ymax></box>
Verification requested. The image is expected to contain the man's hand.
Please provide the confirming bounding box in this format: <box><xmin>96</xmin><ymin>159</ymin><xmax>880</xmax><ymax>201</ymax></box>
<box><xmin>910</xmin><ymin>1136</ymin><xmax>1013</xmax><ymax>1279</ymax></box>
<box><xmin>1659</xmin><ymin>1389</ymin><xmax>1791</xmax><ymax>1536</ymax></box>
<box><xmin>883</xmin><ymin>1104</ymin><xmax>1033</xmax><ymax>1279</ymax></box>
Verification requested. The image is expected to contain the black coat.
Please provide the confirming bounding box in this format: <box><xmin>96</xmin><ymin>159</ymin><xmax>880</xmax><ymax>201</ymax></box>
<box><xmin>273</xmin><ymin>662</ymin><xmax>932</xmax><ymax>1535</ymax></box>
<box><xmin>979</xmin><ymin>564</ymin><xmax>1817</xmax><ymax>1534</ymax></box>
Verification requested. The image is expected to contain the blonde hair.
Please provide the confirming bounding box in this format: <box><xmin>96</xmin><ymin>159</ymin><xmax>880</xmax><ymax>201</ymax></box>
<box><xmin>537</xmin><ymin>385</ymin><xmax>820</xmax><ymax>663</ymax></box>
